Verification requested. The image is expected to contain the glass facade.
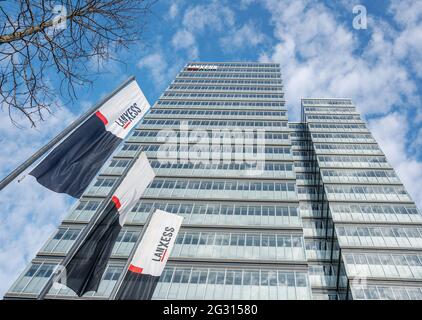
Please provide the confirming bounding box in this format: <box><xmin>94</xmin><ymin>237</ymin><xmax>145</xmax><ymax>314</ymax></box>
<box><xmin>297</xmin><ymin>98</ymin><xmax>422</xmax><ymax>300</ymax></box>
<box><xmin>5</xmin><ymin>64</ymin><xmax>422</xmax><ymax>300</ymax></box>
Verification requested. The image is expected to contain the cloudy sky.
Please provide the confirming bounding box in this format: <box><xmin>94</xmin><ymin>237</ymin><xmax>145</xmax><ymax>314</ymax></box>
<box><xmin>1</xmin><ymin>0</ymin><xmax>422</xmax><ymax>297</ymax></box>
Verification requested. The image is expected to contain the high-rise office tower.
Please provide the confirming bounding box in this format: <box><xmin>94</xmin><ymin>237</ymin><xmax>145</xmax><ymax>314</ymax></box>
<box><xmin>5</xmin><ymin>63</ymin><xmax>422</xmax><ymax>300</ymax></box>
<box><xmin>298</xmin><ymin>99</ymin><xmax>422</xmax><ymax>300</ymax></box>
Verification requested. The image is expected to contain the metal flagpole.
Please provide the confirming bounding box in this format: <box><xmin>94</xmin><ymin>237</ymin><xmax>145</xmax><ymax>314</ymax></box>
<box><xmin>37</xmin><ymin>145</ymin><xmax>144</xmax><ymax>300</ymax></box>
<box><xmin>0</xmin><ymin>76</ymin><xmax>136</xmax><ymax>192</ymax></box>
<box><xmin>109</xmin><ymin>209</ymin><xmax>155</xmax><ymax>300</ymax></box>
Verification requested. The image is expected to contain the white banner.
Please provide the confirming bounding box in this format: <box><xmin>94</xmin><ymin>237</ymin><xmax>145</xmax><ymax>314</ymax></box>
<box><xmin>129</xmin><ymin>210</ymin><xmax>184</xmax><ymax>276</ymax></box>
<box><xmin>97</xmin><ymin>80</ymin><xmax>150</xmax><ymax>139</ymax></box>
<box><xmin>113</xmin><ymin>152</ymin><xmax>156</xmax><ymax>225</ymax></box>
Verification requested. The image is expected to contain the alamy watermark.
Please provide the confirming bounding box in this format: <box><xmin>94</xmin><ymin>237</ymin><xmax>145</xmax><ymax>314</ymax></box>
<box><xmin>353</xmin><ymin>5</ymin><xmax>367</xmax><ymax>30</ymax></box>
<box><xmin>154</xmin><ymin>121</ymin><xmax>267</xmax><ymax>176</ymax></box>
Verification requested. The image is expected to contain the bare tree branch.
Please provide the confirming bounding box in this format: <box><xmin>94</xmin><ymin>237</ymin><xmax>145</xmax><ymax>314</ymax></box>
<box><xmin>0</xmin><ymin>0</ymin><xmax>155</xmax><ymax>127</ymax></box>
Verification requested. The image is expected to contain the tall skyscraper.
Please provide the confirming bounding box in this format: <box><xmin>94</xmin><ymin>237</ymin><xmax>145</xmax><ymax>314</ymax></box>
<box><xmin>5</xmin><ymin>62</ymin><xmax>422</xmax><ymax>300</ymax></box>
<box><xmin>297</xmin><ymin>99</ymin><xmax>422</xmax><ymax>300</ymax></box>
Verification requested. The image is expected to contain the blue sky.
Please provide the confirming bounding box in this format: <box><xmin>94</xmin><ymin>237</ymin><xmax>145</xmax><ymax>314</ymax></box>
<box><xmin>1</xmin><ymin>0</ymin><xmax>422</xmax><ymax>297</ymax></box>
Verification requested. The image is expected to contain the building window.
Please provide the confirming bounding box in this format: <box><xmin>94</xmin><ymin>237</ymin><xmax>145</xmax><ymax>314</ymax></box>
<box><xmin>8</xmin><ymin>263</ymin><xmax>56</xmax><ymax>295</ymax></box>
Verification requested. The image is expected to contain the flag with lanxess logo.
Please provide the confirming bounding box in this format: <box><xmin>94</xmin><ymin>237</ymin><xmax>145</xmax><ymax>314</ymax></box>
<box><xmin>116</xmin><ymin>209</ymin><xmax>183</xmax><ymax>300</ymax></box>
<box><xmin>63</xmin><ymin>153</ymin><xmax>155</xmax><ymax>297</ymax></box>
<box><xmin>30</xmin><ymin>80</ymin><xmax>149</xmax><ymax>198</ymax></box>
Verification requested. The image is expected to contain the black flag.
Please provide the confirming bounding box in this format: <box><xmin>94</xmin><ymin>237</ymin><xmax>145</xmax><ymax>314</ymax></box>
<box><xmin>63</xmin><ymin>153</ymin><xmax>155</xmax><ymax>296</ymax></box>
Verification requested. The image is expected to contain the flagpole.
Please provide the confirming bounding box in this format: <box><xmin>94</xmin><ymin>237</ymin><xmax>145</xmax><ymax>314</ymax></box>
<box><xmin>109</xmin><ymin>210</ymin><xmax>155</xmax><ymax>300</ymax></box>
<box><xmin>37</xmin><ymin>145</ymin><xmax>144</xmax><ymax>300</ymax></box>
<box><xmin>0</xmin><ymin>76</ymin><xmax>136</xmax><ymax>192</ymax></box>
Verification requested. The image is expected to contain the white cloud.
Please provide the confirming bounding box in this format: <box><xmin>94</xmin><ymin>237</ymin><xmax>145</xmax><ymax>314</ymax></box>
<box><xmin>239</xmin><ymin>0</ymin><xmax>257</xmax><ymax>10</ymax></box>
<box><xmin>0</xmin><ymin>109</ymin><xmax>76</xmax><ymax>297</ymax></box>
<box><xmin>182</xmin><ymin>1</ymin><xmax>235</xmax><ymax>34</ymax></box>
<box><xmin>137</xmin><ymin>49</ymin><xmax>184</xmax><ymax>95</ymax></box>
<box><xmin>172</xmin><ymin>29</ymin><xmax>198</xmax><ymax>59</ymax></box>
<box><xmin>411</xmin><ymin>128</ymin><xmax>422</xmax><ymax>156</ymax></box>
<box><xmin>0</xmin><ymin>178</ymin><xmax>72</xmax><ymax>297</ymax></box>
<box><xmin>259</xmin><ymin>0</ymin><xmax>419</xmax><ymax>120</ymax></box>
<box><xmin>389</xmin><ymin>0</ymin><xmax>422</xmax><ymax>79</ymax></box>
<box><xmin>137</xmin><ymin>52</ymin><xmax>169</xmax><ymax>87</ymax></box>
<box><xmin>389</xmin><ymin>0</ymin><xmax>422</xmax><ymax>27</ymax></box>
<box><xmin>168</xmin><ymin>2</ymin><xmax>180</xmax><ymax>20</ymax></box>
<box><xmin>220</xmin><ymin>21</ymin><xmax>266</xmax><ymax>52</ymax></box>
<box><xmin>368</xmin><ymin>113</ymin><xmax>422</xmax><ymax>209</ymax></box>
<box><xmin>171</xmin><ymin>0</ymin><xmax>236</xmax><ymax>59</ymax></box>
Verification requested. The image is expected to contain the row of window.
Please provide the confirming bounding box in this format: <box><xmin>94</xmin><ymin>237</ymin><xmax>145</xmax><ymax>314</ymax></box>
<box><xmin>131</xmin><ymin>130</ymin><xmax>290</xmax><ymax>141</ymax></box>
<box><xmin>41</xmin><ymin>227</ymin><xmax>306</xmax><ymax>261</ymax></box>
<box><xmin>175</xmin><ymin>231</ymin><xmax>303</xmax><ymax>248</ymax></box>
<box><xmin>302</xmin><ymin>99</ymin><xmax>352</xmax><ymax>105</ymax></box>
<box><xmin>291</xmin><ymin>141</ymin><xmax>309</xmax><ymax>148</ymax></box>
<box><xmin>336</xmin><ymin>225</ymin><xmax>422</xmax><ymax>248</ymax></box>
<box><xmin>141</xmin><ymin>119</ymin><xmax>288</xmax><ymax>128</ymax></box>
<box><xmin>311</xmin><ymin>132</ymin><xmax>374</xmax><ymax>140</ymax></box>
<box><xmin>148</xmin><ymin>179</ymin><xmax>296</xmax><ymax>192</ymax></box>
<box><xmin>304</xmin><ymin>107</ymin><xmax>356</xmax><ymax>113</ymax></box>
<box><xmin>330</xmin><ymin>203</ymin><xmax>420</xmax><ymax>215</ymax></box>
<box><xmin>299</xmin><ymin>202</ymin><xmax>323</xmax><ymax>212</ymax></box>
<box><xmin>321</xmin><ymin>169</ymin><xmax>397</xmax><ymax>180</ymax></box>
<box><xmin>109</xmin><ymin>159</ymin><xmax>293</xmax><ymax>172</ymax></box>
<box><xmin>162</xmin><ymin>92</ymin><xmax>284</xmax><ymax>99</ymax></box>
<box><xmin>67</xmin><ymin>199</ymin><xmax>302</xmax><ymax>228</ymax></box>
<box><xmin>297</xmin><ymin>186</ymin><xmax>320</xmax><ymax>195</ymax></box>
<box><xmin>289</xmin><ymin>123</ymin><xmax>306</xmax><ymax>129</ymax></box>
<box><xmin>300</xmin><ymin>202</ymin><xmax>422</xmax><ymax>223</ymax></box>
<box><xmin>131</xmin><ymin>201</ymin><xmax>299</xmax><ymax>217</ymax></box>
<box><xmin>318</xmin><ymin>155</ymin><xmax>387</xmax><ymax>165</ymax></box>
<box><xmin>93</xmin><ymin>178</ymin><xmax>116</xmax><ymax>188</ymax></box>
<box><xmin>352</xmin><ymin>285</ymin><xmax>422</xmax><ymax>300</ymax></box>
<box><xmin>305</xmin><ymin>240</ymin><xmax>338</xmax><ymax>252</ymax></box>
<box><xmin>156</xmin><ymin>100</ymin><xmax>284</xmax><ymax>108</ymax></box>
<box><xmin>337</xmin><ymin>225</ymin><xmax>422</xmax><ymax>239</ymax></box>
<box><xmin>344</xmin><ymin>253</ymin><xmax>422</xmax><ymax>279</ymax></box>
<box><xmin>303</xmin><ymin>219</ymin><xmax>333</xmax><ymax>232</ymax></box>
<box><xmin>159</xmin><ymin>267</ymin><xmax>308</xmax><ymax>287</ymax></box>
<box><xmin>187</xmin><ymin>63</ymin><xmax>279</xmax><ymax>68</ymax></box>
<box><xmin>297</xmin><ymin>186</ymin><xmax>411</xmax><ymax>202</ymax></box>
<box><xmin>178</xmin><ymin>72</ymin><xmax>282</xmax><ymax>79</ymax></box>
<box><xmin>154</xmin><ymin>266</ymin><xmax>311</xmax><ymax>300</ymax></box>
<box><xmin>183</xmin><ymin>67</ymin><xmax>280</xmax><ymax>73</ymax></box>
<box><xmin>173</xmin><ymin>78</ymin><xmax>283</xmax><ymax>85</ymax></box>
<box><xmin>108</xmin><ymin>159</ymin><xmax>129</xmax><ymax>169</ymax></box>
<box><xmin>309</xmin><ymin>123</ymin><xmax>367</xmax><ymax>130</ymax></box>
<box><xmin>9</xmin><ymin>263</ymin><xmax>121</xmax><ymax>298</ymax></box>
<box><xmin>294</xmin><ymin>161</ymin><xmax>313</xmax><ymax>169</ymax></box>
<box><xmin>325</xmin><ymin>185</ymin><xmax>408</xmax><ymax>197</ymax></box>
<box><xmin>8</xmin><ymin>262</ymin><xmax>313</xmax><ymax>299</ymax></box>
<box><xmin>148</xmin><ymin>109</ymin><xmax>286</xmax><ymax>117</ymax></box>
<box><xmin>148</xmin><ymin>160</ymin><xmax>294</xmax><ymax>172</ymax></box>
<box><xmin>315</xmin><ymin>143</ymin><xmax>380</xmax><ymax>152</ymax></box>
<box><xmin>168</xmin><ymin>85</ymin><xmax>283</xmax><ymax>92</ymax></box>
<box><xmin>308</xmin><ymin>265</ymin><xmax>337</xmax><ymax>276</ymax></box>
<box><xmin>41</xmin><ymin>227</ymin><xmax>138</xmax><ymax>256</ymax></box>
<box><xmin>296</xmin><ymin>173</ymin><xmax>317</xmax><ymax>182</ymax></box>
<box><xmin>345</xmin><ymin>252</ymin><xmax>422</xmax><ymax>267</ymax></box>
<box><xmin>290</xmin><ymin>132</ymin><xmax>307</xmax><ymax>139</ymax></box>
<box><xmin>306</xmin><ymin>114</ymin><xmax>361</xmax><ymax>121</ymax></box>
<box><xmin>293</xmin><ymin>151</ymin><xmax>312</xmax><ymax>158</ymax></box>
<box><xmin>8</xmin><ymin>263</ymin><xmax>57</xmax><ymax>295</ymax></box>
<box><xmin>117</xmin><ymin>144</ymin><xmax>291</xmax><ymax>160</ymax></box>
<box><xmin>128</xmin><ymin>143</ymin><xmax>291</xmax><ymax>155</ymax></box>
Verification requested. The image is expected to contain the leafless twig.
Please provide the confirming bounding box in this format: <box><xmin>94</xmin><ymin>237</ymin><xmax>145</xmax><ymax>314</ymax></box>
<box><xmin>0</xmin><ymin>0</ymin><xmax>155</xmax><ymax>127</ymax></box>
